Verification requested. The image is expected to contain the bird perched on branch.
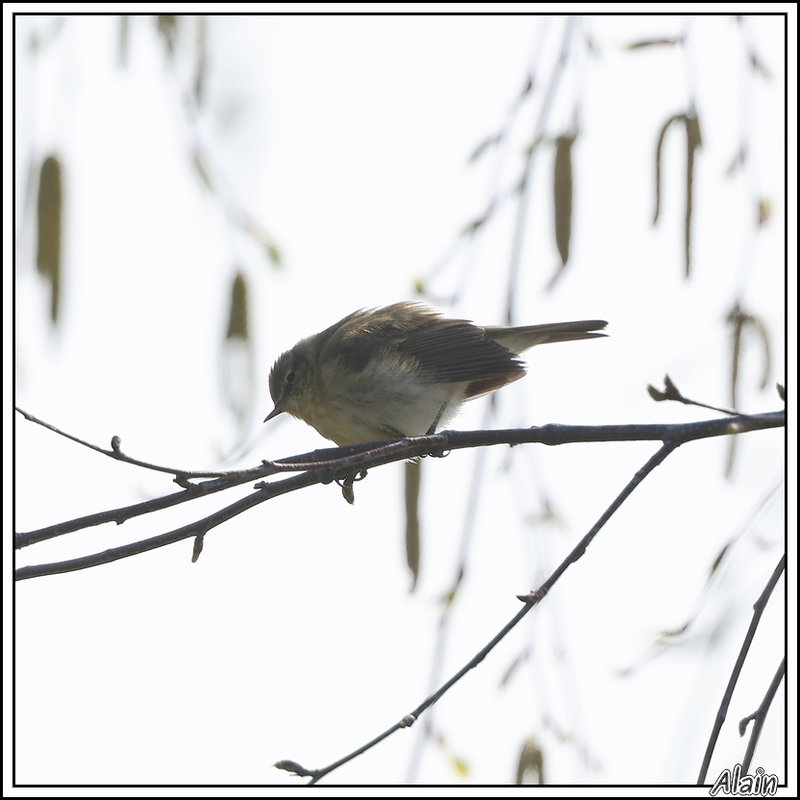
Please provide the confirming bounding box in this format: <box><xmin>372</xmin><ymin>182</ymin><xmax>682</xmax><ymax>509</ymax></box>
<box><xmin>265</xmin><ymin>302</ymin><xmax>607</xmax><ymax>446</ymax></box>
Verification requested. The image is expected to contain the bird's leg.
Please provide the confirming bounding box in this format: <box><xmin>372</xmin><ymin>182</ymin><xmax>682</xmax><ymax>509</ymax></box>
<box><xmin>424</xmin><ymin>400</ymin><xmax>452</xmax><ymax>458</ymax></box>
<box><xmin>426</xmin><ymin>400</ymin><xmax>448</xmax><ymax>436</ymax></box>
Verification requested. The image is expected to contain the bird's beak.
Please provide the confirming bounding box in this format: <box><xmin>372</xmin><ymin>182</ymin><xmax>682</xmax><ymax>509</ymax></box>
<box><xmin>264</xmin><ymin>400</ymin><xmax>284</xmax><ymax>423</ymax></box>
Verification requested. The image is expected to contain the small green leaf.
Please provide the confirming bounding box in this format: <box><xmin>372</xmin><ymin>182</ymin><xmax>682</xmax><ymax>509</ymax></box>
<box><xmin>404</xmin><ymin>461</ymin><xmax>421</xmax><ymax>591</ymax></box>
<box><xmin>652</xmin><ymin>113</ymin><xmax>686</xmax><ymax>226</ymax></box>
<box><xmin>266</xmin><ymin>241</ymin><xmax>283</xmax><ymax>267</ymax></box>
<box><xmin>516</xmin><ymin>736</ymin><xmax>545</xmax><ymax>785</ymax></box>
<box><xmin>36</xmin><ymin>154</ymin><xmax>64</xmax><ymax>323</ymax></box>
<box><xmin>156</xmin><ymin>15</ymin><xmax>178</xmax><ymax>57</ymax></box>
<box><xmin>226</xmin><ymin>272</ymin><xmax>249</xmax><ymax>341</ymax></box>
<box><xmin>452</xmin><ymin>755</ymin><xmax>470</xmax><ymax>778</ymax></box>
<box><xmin>683</xmin><ymin>111</ymin><xmax>702</xmax><ymax>278</ymax></box>
<box><xmin>625</xmin><ymin>37</ymin><xmax>682</xmax><ymax>50</ymax></box>
<box><xmin>553</xmin><ymin>133</ymin><xmax>575</xmax><ymax>268</ymax></box>
<box><xmin>757</xmin><ymin>197</ymin><xmax>772</xmax><ymax>226</ymax></box>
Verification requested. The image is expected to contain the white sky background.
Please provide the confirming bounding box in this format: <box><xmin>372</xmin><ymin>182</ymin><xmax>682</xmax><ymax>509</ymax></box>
<box><xmin>8</xmin><ymin>9</ymin><xmax>795</xmax><ymax>791</ymax></box>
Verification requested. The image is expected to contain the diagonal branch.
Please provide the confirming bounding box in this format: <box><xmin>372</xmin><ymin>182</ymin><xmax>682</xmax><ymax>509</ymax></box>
<box><xmin>739</xmin><ymin>657</ymin><xmax>786</xmax><ymax>775</ymax></box>
<box><xmin>279</xmin><ymin>440</ymin><xmax>678</xmax><ymax>784</ymax></box>
<box><xmin>696</xmin><ymin>554</ymin><xmax>786</xmax><ymax>784</ymax></box>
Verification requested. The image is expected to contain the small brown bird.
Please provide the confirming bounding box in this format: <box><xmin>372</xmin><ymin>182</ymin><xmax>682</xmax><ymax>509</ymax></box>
<box><xmin>265</xmin><ymin>302</ymin><xmax>607</xmax><ymax>446</ymax></box>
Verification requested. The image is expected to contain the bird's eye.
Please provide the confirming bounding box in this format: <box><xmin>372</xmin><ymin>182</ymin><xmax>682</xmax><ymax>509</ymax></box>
<box><xmin>286</xmin><ymin>369</ymin><xmax>297</xmax><ymax>385</ymax></box>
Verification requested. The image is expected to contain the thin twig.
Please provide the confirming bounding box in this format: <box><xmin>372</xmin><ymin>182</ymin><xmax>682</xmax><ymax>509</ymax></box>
<box><xmin>406</xmin><ymin>398</ymin><xmax>495</xmax><ymax>782</ymax></box>
<box><xmin>696</xmin><ymin>554</ymin><xmax>786</xmax><ymax>784</ymax></box>
<box><xmin>647</xmin><ymin>374</ymin><xmax>744</xmax><ymax>416</ymax></box>
<box><xmin>506</xmin><ymin>18</ymin><xmax>575</xmax><ymax>324</ymax></box>
<box><xmin>282</xmin><ymin>441</ymin><xmax>677</xmax><ymax>784</ymax></box>
<box><xmin>15</xmin><ymin>412</ymin><xmax>785</xmax><ymax>581</ymax></box>
<box><xmin>15</xmin><ymin>407</ymin><xmax>231</xmax><ymax>479</ymax></box>
<box><xmin>739</xmin><ymin>657</ymin><xmax>785</xmax><ymax>775</ymax></box>
<box><xmin>15</xmin><ymin>468</ymin><xmax>323</xmax><ymax>580</ymax></box>
<box><xmin>15</xmin><ymin>468</ymin><xmax>267</xmax><ymax>549</ymax></box>
<box><xmin>618</xmin><ymin>480</ymin><xmax>784</xmax><ymax>678</ymax></box>
<box><xmin>417</xmin><ymin>22</ymin><xmax>547</xmax><ymax>303</ymax></box>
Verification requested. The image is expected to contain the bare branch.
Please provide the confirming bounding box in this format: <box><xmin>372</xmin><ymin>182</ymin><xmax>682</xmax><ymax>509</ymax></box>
<box><xmin>284</xmin><ymin>440</ymin><xmax>678</xmax><ymax>784</ymax></box>
<box><xmin>15</xmin><ymin>411</ymin><xmax>785</xmax><ymax>582</ymax></box>
<box><xmin>15</xmin><ymin>465</ymin><xmax>270</xmax><ymax>549</ymax></box>
<box><xmin>739</xmin><ymin>657</ymin><xmax>786</xmax><ymax>775</ymax></box>
<box><xmin>15</xmin><ymin>407</ymin><xmax>231</xmax><ymax>480</ymax></box>
<box><xmin>647</xmin><ymin>374</ymin><xmax>743</xmax><ymax>416</ymax></box>
<box><xmin>696</xmin><ymin>555</ymin><xmax>786</xmax><ymax>784</ymax></box>
<box><xmin>506</xmin><ymin>18</ymin><xmax>575</xmax><ymax>319</ymax></box>
<box><xmin>14</xmin><ymin>468</ymin><xmax>320</xmax><ymax>580</ymax></box>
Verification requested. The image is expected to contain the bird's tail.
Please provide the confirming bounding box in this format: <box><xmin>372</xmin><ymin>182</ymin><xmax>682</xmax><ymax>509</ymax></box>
<box><xmin>485</xmin><ymin>320</ymin><xmax>608</xmax><ymax>354</ymax></box>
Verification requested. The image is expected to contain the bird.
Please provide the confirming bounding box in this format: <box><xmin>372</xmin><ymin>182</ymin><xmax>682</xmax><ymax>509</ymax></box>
<box><xmin>265</xmin><ymin>302</ymin><xmax>607</xmax><ymax>446</ymax></box>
